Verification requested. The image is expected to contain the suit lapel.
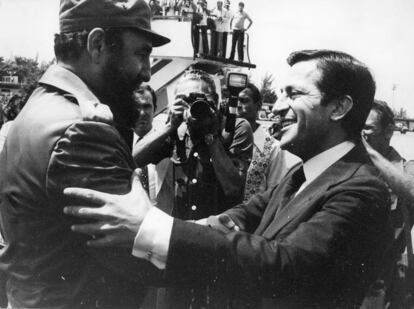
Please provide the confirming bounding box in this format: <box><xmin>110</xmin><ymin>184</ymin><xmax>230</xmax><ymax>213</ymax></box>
<box><xmin>255</xmin><ymin>164</ymin><xmax>302</xmax><ymax>235</ymax></box>
<box><xmin>261</xmin><ymin>143</ymin><xmax>369</xmax><ymax>239</ymax></box>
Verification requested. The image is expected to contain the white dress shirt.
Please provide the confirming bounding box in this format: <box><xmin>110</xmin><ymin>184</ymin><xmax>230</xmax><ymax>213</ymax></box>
<box><xmin>132</xmin><ymin>140</ymin><xmax>356</xmax><ymax>269</ymax></box>
<box><xmin>296</xmin><ymin>140</ymin><xmax>355</xmax><ymax>195</ymax></box>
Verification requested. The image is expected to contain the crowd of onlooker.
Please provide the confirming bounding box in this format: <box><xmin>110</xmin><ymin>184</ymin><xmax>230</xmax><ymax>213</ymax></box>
<box><xmin>150</xmin><ymin>0</ymin><xmax>253</xmax><ymax>61</ymax></box>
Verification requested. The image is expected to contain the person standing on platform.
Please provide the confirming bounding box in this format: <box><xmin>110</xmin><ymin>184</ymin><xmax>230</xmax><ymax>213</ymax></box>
<box><xmin>211</xmin><ymin>0</ymin><xmax>231</xmax><ymax>58</ymax></box>
<box><xmin>229</xmin><ymin>2</ymin><xmax>252</xmax><ymax>62</ymax></box>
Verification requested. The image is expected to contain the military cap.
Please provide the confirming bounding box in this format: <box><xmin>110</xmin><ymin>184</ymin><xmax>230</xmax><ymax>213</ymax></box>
<box><xmin>59</xmin><ymin>0</ymin><xmax>170</xmax><ymax>47</ymax></box>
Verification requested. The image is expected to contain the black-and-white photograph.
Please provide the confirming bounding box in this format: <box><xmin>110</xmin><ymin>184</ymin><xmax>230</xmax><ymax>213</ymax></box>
<box><xmin>0</xmin><ymin>0</ymin><xmax>414</xmax><ymax>308</ymax></box>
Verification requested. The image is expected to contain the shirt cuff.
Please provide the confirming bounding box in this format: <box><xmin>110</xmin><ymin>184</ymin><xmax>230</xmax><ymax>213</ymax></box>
<box><xmin>132</xmin><ymin>207</ymin><xmax>173</xmax><ymax>269</ymax></box>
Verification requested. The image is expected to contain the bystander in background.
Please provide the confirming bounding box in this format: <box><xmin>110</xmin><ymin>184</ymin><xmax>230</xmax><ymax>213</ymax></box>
<box><xmin>362</xmin><ymin>100</ymin><xmax>414</xmax><ymax>309</ymax></box>
<box><xmin>229</xmin><ymin>2</ymin><xmax>252</xmax><ymax>62</ymax></box>
<box><xmin>236</xmin><ymin>82</ymin><xmax>300</xmax><ymax>201</ymax></box>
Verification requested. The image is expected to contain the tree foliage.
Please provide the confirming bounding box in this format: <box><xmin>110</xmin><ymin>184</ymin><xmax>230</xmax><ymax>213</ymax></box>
<box><xmin>0</xmin><ymin>56</ymin><xmax>53</xmax><ymax>102</ymax></box>
<box><xmin>259</xmin><ymin>72</ymin><xmax>278</xmax><ymax>104</ymax></box>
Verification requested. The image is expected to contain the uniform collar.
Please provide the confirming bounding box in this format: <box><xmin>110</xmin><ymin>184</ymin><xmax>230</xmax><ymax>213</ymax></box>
<box><xmin>39</xmin><ymin>65</ymin><xmax>113</xmax><ymax>124</ymax></box>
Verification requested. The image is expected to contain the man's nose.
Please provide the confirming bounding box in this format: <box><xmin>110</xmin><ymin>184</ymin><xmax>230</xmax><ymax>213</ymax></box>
<box><xmin>140</xmin><ymin>58</ymin><xmax>151</xmax><ymax>83</ymax></box>
<box><xmin>271</xmin><ymin>95</ymin><xmax>290</xmax><ymax>116</ymax></box>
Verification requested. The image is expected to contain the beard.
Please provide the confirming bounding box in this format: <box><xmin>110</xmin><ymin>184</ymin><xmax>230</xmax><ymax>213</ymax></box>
<box><xmin>100</xmin><ymin>54</ymin><xmax>141</xmax><ymax>128</ymax></box>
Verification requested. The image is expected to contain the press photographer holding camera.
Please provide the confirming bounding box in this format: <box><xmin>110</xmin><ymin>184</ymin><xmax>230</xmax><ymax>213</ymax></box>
<box><xmin>133</xmin><ymin>69</ymin><xmax>253</xmax><ymax>218</ymax></box>
<box><xmin>132</xmin><ymin>69</ymin><xmax>252</xmax><ymax>307</ymax></box>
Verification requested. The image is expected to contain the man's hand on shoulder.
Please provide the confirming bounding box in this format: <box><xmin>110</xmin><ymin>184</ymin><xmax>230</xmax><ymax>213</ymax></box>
<box><xmin>63</xmin><ymin>170</ymin><xmax>153</xmax><ymax>248</ymax></box>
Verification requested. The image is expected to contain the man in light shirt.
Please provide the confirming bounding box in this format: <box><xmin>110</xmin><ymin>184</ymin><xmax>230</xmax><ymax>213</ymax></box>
<box><xmin>210</xmin><ymin>0</ymin><xmax>231</xmax><ymax>58</ymax></box>
<box><xmin>132</xmin><ymin>84</ymin><xmax>171</xmax><ymax>207</ymax></box>
<box><xmin>229</xmin><ymin>1</ymin><xmax>252</xmax><ymax>61</ymax></box>
<box><xmin>63</xmin><ymin>49</ymin><xmax>392</xmax><ymax>309</ymax></box>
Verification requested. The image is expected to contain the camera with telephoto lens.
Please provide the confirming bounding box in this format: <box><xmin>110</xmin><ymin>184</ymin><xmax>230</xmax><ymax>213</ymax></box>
<box><xmin>181</xmin><ymin>92</ymin><xmax>217</xmax><ymax>121</ymax></box>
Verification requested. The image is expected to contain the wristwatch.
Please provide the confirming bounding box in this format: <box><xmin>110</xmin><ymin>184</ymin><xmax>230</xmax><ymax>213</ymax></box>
<box><xmin>204</xmin><ymin>133</ymin><xmax>216</xmax><ymax>146</ymax></box>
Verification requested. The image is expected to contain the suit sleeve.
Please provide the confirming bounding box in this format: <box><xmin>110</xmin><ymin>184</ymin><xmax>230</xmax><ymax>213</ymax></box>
<box><xmin>46</xmin><ymin>121</ymin><xmax>161</xmax><ymax>284</ymax></box>
<box><xmin>165</xmin><ymin>175</ymin><xmax>390</xmax><ymax>296</ymax></box>
<box><xmin>224</xmin><ymin>187</ymin><xmax>276</xmax><ymax>232</ymax></box>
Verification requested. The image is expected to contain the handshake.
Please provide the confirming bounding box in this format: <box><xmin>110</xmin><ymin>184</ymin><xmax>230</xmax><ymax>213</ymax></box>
<box><xmin>63</xmin><ymin>170</ymin><xmax>240</xmax><ymax>249</ymax></box>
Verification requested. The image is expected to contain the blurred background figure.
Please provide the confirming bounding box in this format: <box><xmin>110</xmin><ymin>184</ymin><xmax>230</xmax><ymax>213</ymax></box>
<box><xmin>132</xmin><ymin>84</ymin><xmax>171</xmax><ymax>207</ymax></box>
<box><xmin>160</xmin><ymin>0</ymin><xmax>180</xmax><ymax>16</ymax></box>
<box><xmin>149</xmin><ymin>0</ymin><xmax>163</xmax><ymax>16</ymax></box>
<box><xmin>229</xmin><ymin>1</ymin><xmax>252</xmax><ymax>61</ymax></box>
<box><xmin>362</xmin><ymin>99</ymin><xmax>414</xmax><ymax>309</ymax></box>
<box><xmin>210</xmin><ymin>0</ymin><xmax>231</xmax><ymax>58</ymax></box>
<box><xmin>236</xmin><ymin>82</ymin><xmax>300</xmax><ymax>201</ymax></box>
<box><xmin>180</xmin><ymin>0</ymin><xmax>196</xmax><ymax>18</ymax></box>
<box><xmin>194</xmin><ymin>0</ymin><xmax>211</xmax><ymax>56</ymax></box>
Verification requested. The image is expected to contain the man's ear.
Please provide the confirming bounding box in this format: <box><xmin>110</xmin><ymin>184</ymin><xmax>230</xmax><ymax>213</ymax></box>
<box><xmin>330</xmin><ymin>95</ymin><xmax>353</xmax><ymax>122</ymax></box>
<box><xmin>86</xmin><ymin>28</ymin><xmax>106</xmax><ymax>64</ymax></box>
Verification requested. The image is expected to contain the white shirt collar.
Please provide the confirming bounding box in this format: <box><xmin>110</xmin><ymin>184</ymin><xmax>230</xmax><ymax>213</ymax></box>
<box><xmin>253</xmin><ymin>124</ymin><xmax>267</xmax><ymax>153</ymax></box>
<box><xmin>303</xmin><ymin>140</ymin><xmax>356</xmax><ymax>186</ymax></box>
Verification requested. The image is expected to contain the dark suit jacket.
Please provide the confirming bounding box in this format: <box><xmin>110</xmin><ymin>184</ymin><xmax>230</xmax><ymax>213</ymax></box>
<box><xmin>164</xmin><ymin>143</ymin><xmax>392</xmax><ymax>309</ymax></box>
<box><xmin>0</xmin><ymin>66</ymin><xmax>156</xmax><ymax>309</ymax></box>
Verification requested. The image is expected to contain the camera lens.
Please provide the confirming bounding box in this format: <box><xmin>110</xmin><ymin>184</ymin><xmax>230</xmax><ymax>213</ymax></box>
<box><xmin>190</xmin><ymin>100</ymin><xmax>213</xmax><ymax>120</ymax></box>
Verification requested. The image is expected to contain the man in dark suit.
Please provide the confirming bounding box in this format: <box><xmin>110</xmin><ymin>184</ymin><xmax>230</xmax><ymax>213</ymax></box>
<box><xmin>0</xmin><ymin>0</ymin><xmax>169</xmax><ymax>308</ymax></box>
<box><xmin>63</xmin><ymin>50</ymin><xmax>392</xmax><ymax>308</ymax></box>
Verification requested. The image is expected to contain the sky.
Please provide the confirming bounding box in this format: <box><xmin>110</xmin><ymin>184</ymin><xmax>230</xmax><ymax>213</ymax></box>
<box><xmin>1</xmin><ymin>0</ymin><xmax>414</xmax><ymax>116</ymax></box>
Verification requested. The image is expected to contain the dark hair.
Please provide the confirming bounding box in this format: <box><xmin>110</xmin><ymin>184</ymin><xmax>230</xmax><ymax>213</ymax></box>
<box><xmin>54</xmin><ymin>28</ymin><xmax>126</xmax><ymax>62</ymax></box>
<box><xmin>238</xmin><ymin>2</ymin><xmax>244</xmax><ymax>7</ymax></box>
<box><xmin>244</xmin><ymin>82</ymin><xmax>262</xmax><ymax>109</ymax></box>
<box><xmin>287</xmin><ymin>49</ymin><xmax>376</xmax><ymax>138</ymax></box>
<box><xmin>134</xmin><ymin>84</ymin><xmax>157</xmax><ymax>111</ymax></box>
<box><xmin>177</xmin><ymin>69</ymin><xmax>218</xmax><ymax>104</ymax></box>
<box><xmin>372</xmin><ymin>99</ymin><xmax>395</xmax><ymax>130</ymax></box>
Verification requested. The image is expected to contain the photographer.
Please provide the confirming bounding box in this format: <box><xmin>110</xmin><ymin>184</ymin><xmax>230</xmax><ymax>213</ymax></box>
<box><xmin>134</xmin><ymin>69</ymin><xmax>252</xmax><ymax>218</ymax></box>
<box><xmin>133</xmin><ymin>69</ymin><xmax>253</xmax><ymax>307</ymax></box>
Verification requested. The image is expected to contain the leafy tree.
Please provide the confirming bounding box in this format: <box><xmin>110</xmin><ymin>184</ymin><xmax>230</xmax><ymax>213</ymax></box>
<box><xmin>0</xmin><ymin>56</ymin><xmax>53</xmax><ymax>103</ymax></box>
<box><xmin>259</xmin><ymin>72</ymin><xmax>277</xmax><ymax>104</ymax></box>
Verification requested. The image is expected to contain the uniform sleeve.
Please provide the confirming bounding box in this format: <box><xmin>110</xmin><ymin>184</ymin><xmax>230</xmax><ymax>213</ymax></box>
<box><xmin>46</xmin><ymin>121</ymin><xmax>161</xmax><ymax>283</ymax></box>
